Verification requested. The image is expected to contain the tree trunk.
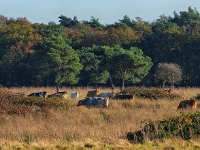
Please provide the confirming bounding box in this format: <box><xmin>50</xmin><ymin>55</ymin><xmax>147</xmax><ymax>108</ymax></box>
<box><xmin>171</xmin><ymin>81</ymin><xmax>175</xmax><ymax>89</ymax></box>
<box><xmin>162</xmin><ymin>81</ymin><xmax>166</xmax><ymax>88</ymax></box>
<box><xmin>121</xmin><ymin>78</ymin><xmax>125</xmax><ymax>92</ymax></box>
<box><xmin>109</xmin><ymin>77</ymin><xmax>115</xmax><ymax>90</ymax></box>
<box><xmin>56</xmin><ymin>84</ymin><xmax>59</xmax><ymax>93</ymax></box>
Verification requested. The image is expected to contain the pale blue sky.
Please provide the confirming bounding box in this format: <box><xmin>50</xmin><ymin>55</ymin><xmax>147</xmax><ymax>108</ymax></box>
<box><xmin>0</xmin><ymin>0</ymin><xmax>199</xmax><ymax>24</ymax></box>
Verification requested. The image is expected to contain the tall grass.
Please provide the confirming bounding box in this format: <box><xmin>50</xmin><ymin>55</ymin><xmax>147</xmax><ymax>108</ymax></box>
<box><xmin>0</xmin><ymin>87</ymin><xmax>199</xmax><ymax>148</ymax></box>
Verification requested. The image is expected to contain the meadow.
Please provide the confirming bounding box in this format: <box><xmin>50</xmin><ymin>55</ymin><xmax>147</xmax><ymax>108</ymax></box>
<box><xmin>0</xmin><ymin>87</ymin><xmax>199</xmax><ymax>149</ymax></box>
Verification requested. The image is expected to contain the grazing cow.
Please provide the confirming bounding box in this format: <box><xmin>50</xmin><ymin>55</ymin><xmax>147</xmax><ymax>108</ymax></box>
<box><xmin>98</xmin><ymin>92</ymin><xmax>115</xmax><ymax>98</ymax></box>
<box><xmin>77</xmin><ymin>97</ymin><xmax>109</xmax><ymax>108</ymax></box>
<box><xmin>48</xmin><ymin>91</ymin><xmax>68</xmax><ymax>99</ymax></box>
<box><xmin>86</xmin><ymin>90</ymin><xmax>100</xmax><ymax>97</ymax></box>
<box><xmin>28</xmin><ymin>91</ymin><xmax>47</xmax><ymax>98</ymax></box>
<box><xmin>70</xmin><ymin>92</ymin><xmax>79</xmax><ymax>99</ymax></box>
<box><xmin>115</xmin><ymin>94</ymin><xmax>134</xmax><ymax>100</ymax></box>
<box><xmin>177</xmin><ymin>99</ymin><xmax>197</xmax><ymax>109</ymax></box>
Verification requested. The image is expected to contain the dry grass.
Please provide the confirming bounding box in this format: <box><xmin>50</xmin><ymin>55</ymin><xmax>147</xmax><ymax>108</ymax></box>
<box><xmin>0</xmin><ymin>87</ymin><xmax>200</xmax><ymax>149</ymax></box>
<box><xmin>0</xmin><ymin>139</ymin><xmax>199</xmax><ymax>149</ymax></box>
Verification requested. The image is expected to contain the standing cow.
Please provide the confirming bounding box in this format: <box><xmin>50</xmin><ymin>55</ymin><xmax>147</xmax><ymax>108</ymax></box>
<box><xmin>86</xmin><ymin>89</ymin><xmax>100</xmax><ymax>97</ymax></box>
<box><xmin>177</xmin><ymin>99</ymin><xmax>197</xmax><ymax>109</ymax></box>
<box><xmin>77</xmin><ymin>97</ymin><xmax>109</xmax><ymax>108</ymax></box>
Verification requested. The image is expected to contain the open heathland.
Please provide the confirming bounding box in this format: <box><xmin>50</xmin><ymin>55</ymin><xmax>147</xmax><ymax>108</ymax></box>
<box><xmin>0</xmin><ymin>87</ymin><xmax>197</xmax><ymax>149</ymax></box>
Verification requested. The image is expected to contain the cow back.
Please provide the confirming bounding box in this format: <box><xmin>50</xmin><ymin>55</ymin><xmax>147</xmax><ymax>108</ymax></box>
<box><xmin>115</xmin><ymin>94</ymin><xmax>134</xmax><ymax>100</ymax></box>
<box><xmin>98</xmin><ymin>92</ymin><xmax>115</xmax><ymax>98</ymax></box>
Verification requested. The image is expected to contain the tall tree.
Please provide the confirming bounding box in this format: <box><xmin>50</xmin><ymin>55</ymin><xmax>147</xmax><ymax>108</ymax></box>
<box><xmin>59</xmin><ymin>15</ymin><xmax>79</xmax><ymax>28</ymax></box>
<box><xmin>109</xmin><ymin>47</ymin><xmax>152</xmax><ymax>91</ymax></box>
<box><xmin>155</xmin><ymin>63</ymin><xmax>182</xmax><ymax>87</ymax></box>
<box><xmin>44</xmin><ymin>35</ymin><xmax>83</xmax><ymax>92</ymax></box>
<box><xmin>0</xmin><ymin>18</ymin><xmax>42</xmax><ymax>86</ymax></box>
<box><xmin>78</xmin><ymin>45</ymin><xmax>123</xmax><ymax>86</ymax></box>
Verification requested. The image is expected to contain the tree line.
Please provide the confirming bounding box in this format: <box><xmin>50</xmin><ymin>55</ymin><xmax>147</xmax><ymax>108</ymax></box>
<box><xmin>0</xmin><ymin>7</ymin><xmax>200</xmax><ymax>88</ymax></box>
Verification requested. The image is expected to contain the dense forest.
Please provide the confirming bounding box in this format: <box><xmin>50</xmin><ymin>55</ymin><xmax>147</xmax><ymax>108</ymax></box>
<box><xmin>1</xmin><ymin>7</ymin><xmax>200</xmax><ymax>88</ymax></box>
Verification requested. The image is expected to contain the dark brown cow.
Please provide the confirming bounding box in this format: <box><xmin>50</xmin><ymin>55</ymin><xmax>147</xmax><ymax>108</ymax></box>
<box><xmin>115</xmin><ymin>94</ymin><xmax>134</xmax><ymax>100</ymax></box>
<box><xmin>177</xmin><ymin>99</ymin><xmax>197</xmax><ymax>109</ymax></box>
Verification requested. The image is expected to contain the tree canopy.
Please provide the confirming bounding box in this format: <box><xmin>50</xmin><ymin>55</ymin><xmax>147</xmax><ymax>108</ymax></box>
<box><xmin>0</xmin><ymin>7</ymin><xmax>200</xmax><ymax>87</ymax></box>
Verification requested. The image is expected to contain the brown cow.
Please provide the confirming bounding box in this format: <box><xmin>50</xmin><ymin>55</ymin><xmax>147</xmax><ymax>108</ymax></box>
<box><xmin>177</xmin><ymin>99</ymin><xmax>197</xmax><ymax>109</ymax></box>
<box><xmin>86</xmin><ymin>89</ymin><xmax>100</xmax><ymax>97</ymax></box>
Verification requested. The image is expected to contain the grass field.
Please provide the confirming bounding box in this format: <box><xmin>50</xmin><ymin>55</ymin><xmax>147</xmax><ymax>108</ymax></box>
<box><xmin>0</xmin><ymin>87</ymin><xmax>199</xmax><ymax>149</ymax></box>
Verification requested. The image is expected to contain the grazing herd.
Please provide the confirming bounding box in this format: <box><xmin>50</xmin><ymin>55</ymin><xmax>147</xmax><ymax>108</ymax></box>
<box><xmin>28</xmin><ymin>91</ymin><xmax>79</xmax><ymax>99</ymax></box>
<box><xmin>20</xmin><ymin>88</ymin><xmax>200</xmax><ymax>109</ymax></box>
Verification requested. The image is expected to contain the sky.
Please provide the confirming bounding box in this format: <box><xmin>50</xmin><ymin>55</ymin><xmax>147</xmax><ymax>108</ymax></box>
<box><xmin>0</xmin><ymin>0</ymin><xmax>200</xmax><ymax>24</ymax></box>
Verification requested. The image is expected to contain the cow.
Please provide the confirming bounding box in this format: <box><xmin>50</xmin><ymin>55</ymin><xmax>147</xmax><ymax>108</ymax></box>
<box><xmin>77</xmin><ymin>97</ymin><xmax>109</xmax><ymax>108</ymax></box>
<box><xmin>70</xmin><ymin>92</ymin><xmax>79</xmax><ymax>99</ymax></box>
<box><xmin>164</xmin><ymin>88</ymin><xmax>172</xmax><ymax>94</ymax></box>
<box><xmin>98</xmin><ymin>92</ymin><xmax>115</xmax><ymax>98</ymax></box>
<box><xmin>86</xmin><ymin>89</ymin><xmax>100</xmax><ymax>97</ymax></box>
<box><xmin>28</xmin><ymin>91</ymin><xmax>47</xmax><ymax>98</ymax></box>
<box><xmin>115</xmin><ymin>94</ymin><xmax>134</xmax><ymax>100</ymax></box>
<box><xmin>48</xmin><ymin>91</ymin><xmax>68</xmax><ymax>99</ymax></box>
<box><xmin>177</xmin><ymin>99</ymin><xmax>197</xmax><ymax>109</ymax></box>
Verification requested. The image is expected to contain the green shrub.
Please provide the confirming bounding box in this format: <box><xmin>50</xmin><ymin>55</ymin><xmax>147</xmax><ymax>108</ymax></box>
<box><xmin>127</xmin><ymin>112</ymin><xmax>200</xmax><ymax>143</ymax></box>
<box><xmin>123</xmin><ymin>87</ymin><xmax>181</xmax><ymax>100</ymax></box>
<box><xmin>84</xmin><ymin>143</ymin><xmax>94</xmax><ymax>148</ymax></box>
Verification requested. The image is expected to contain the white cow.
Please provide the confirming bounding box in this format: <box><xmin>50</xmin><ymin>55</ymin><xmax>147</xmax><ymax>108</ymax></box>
<box><xmin>98</xmin><ymin>92</ymin><xmax>115</xmax><ymax>98</ymax></box>
<box><xmin>70</xmin><ymin>92</ymin><xmax>79</xmax><ymax>99</ymax></box>
<box><xmin>77</xmin><ymin>97</ymin><xmax>109</xmax><ymax>108</ymax></box>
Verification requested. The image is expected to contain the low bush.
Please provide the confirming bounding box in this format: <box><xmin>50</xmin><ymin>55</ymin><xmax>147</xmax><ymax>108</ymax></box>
<box><xmin>127</xmin><ymin>112</ymin><xmax>200</xmax><ymax>143</ymax></box>
<box><xmin>0</xmin><ymin>88</ymin><xmax>74</xmax><ymax>115</ymax></box>
<box><xmin>123</xmin><ymin>87</ymin><xmax>181</xmax><ymax>100</ymax></box>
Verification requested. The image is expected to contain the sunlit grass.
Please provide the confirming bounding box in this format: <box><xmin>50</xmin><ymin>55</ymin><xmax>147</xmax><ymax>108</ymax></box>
<box><xmin>0</xmin><ymin>87</ymin><xmax>199</xmax><ymax>149</ymax></box>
